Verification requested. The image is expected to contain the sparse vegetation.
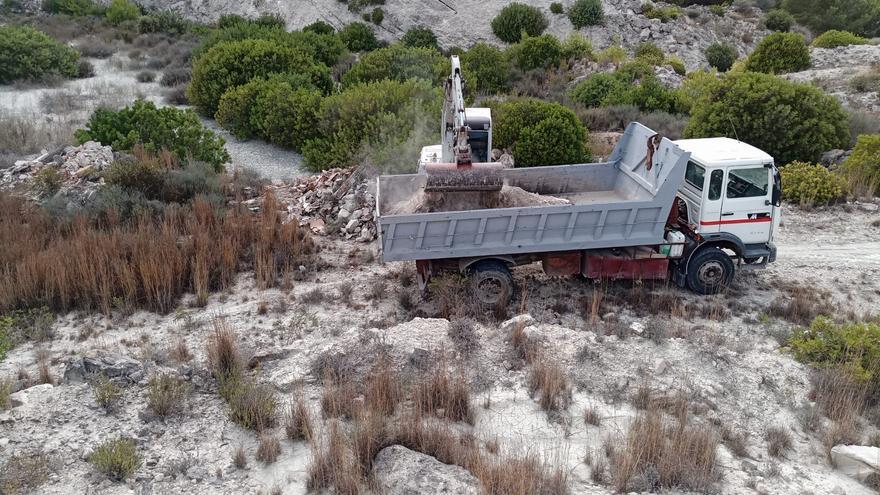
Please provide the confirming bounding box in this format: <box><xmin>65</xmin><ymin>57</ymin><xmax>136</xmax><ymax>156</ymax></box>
<box><xmin>528</xmin><ymin>357</ymin><xmax>572</xmax><ymax>413</ymax></box>
<box><xmin>146</xmin><ymin>373</ymin><xmax>189</xmax><ymax>417</ymax></box>
<box><xmin>256</xmin><ymin>434</ymin><xmax>281</xmax><ymax>464</ymax></box>
<box><xmin>839</xmin><ymin>134</ymin><xmax>880</xmax><ymax>197</ymax></box>
<box><xmin>0</xmin><ymin>377</ymin><xmax>11</xmax><ymax>409</ymax></box>
<box><xmin>0</xmin><ymin>451</ymin><xmax>51</xmax><ymax>494</ymax></box>
<box><xmin>89</xmin><ymin>437</ymin><xmax>140</xmax><ymax>481</ymax></box>
<box><xmin>93</xmin><ymin>374</ymin><xmax>123</xmax><ymax>412</ymax></box>
<box><xmin>448</xmin><ymin>318</ymin><xmax>480</xmax><ymax>357</ymax></box>
<box><xmin>221</xmin><ymin>375</ymin><xmax>278</xmax><ymax>431</ymax></box>
<box><xmin>765</xmin><ymin>425</ymin><xmax>793</xmax><ymax>457</ymax></box>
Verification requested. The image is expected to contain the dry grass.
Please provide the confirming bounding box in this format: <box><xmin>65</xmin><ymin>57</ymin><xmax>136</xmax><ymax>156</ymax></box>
<box><xmin>221</xmin><ymin>377</ymin><xmax>278</xmax><ymax>431</ymax></box>
<box><xmin>206</xmin><ymin>319</ymin><xmax>243</xmax><ymax>380</ymax></box>
<box><xmin>255</xmin><ymin>434</ymin><xmax>281</xmax><ymax>464</ymax></box>
<box><xmin>810</xmin><ymin>369</ymin><xmax>867</xmax><ymax>457</ymax></box>
<box><xmin>528</xmin><ymin>358</ymin><xmax>572</xmax><ymax>413</ymax></box>
<box><xmin>765</xmin><ymin>425</ymin><xmax>793</xmax><ymax>457</ymax></box>
<box><xmin>610</xmin><ymin>411</ymin><xmax>719</xmax><ymax>493</ymax></box>
<box><xmin>414</xmin><ymin>364</ymin><xmax>473</xmax><ymax>424</ymax></box>
<box><xmin>510</xmin><ymin>321</ymin><xmax>539</xmax><ymax>364</ymax></box>
<box><xmin>448</xmin><ymin>317</ymin><xmax>480</xmax><ymax>357</ymax></box>
<box><xmin>720</xmin><ymin>426</ymin><xmax>749</xmax><ymax>458</ymax></box>
<box><xmin>233</xmin><ymin>445</ymin><xmax>247</xmax><ymax>469</ymax></box>
<box><xmin>285</xmin><ymin>395</ymin><xmax>313</xmax><ymax>442</ymax></box>
<box><xmin>0</xmin><ymin>192</ymin><xmax>314</xmax><ymax>315</ymax></box>
<box><xmin>146</xmin><ymin>373</ymin><xmax>189</xmax><ymax>417</ymax></box>
<box><xmin>0</xmin><ymin>451</ymin><xmax>51</xmax><ymax>494</ymax></box>
<box><xmin>768</xmin><ymin>284</ymin><xmax>834</xmax><ymax>325</ymax></box>
<box><xmin>583</xmin><ymin>406</ymin><xmax>601</xmax><ymax>426</ymax></box>
<box><xmin>307</xmin><ymin>421</ymin><xmax>363</xmax><ymax>495</ymax></box>
<box><xmin>92</xmin><ymin>374</ymin><xmax>122</xmax><ymax>412</ymax></box>
<box><xmin>364</xmin><ymin>357</ymin><xmax>402</xmax><ymax>417</ymax></box>
<box><xmin>321</xmin><ymin>376</ymin><xmax>360</xmax><ymax>419</ymax></box>
<box><xmin>89</xmin><ymin>437</ymin><xmax>140</xmax><ymax>481</ymax></box>
<box><xmin>169</xmin><ymin>337</ymin><xmax>192</xmax><ymax>363</ymax></box>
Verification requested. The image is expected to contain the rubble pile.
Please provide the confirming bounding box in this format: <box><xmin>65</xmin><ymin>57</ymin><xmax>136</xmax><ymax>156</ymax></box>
<box><xmin>0</xmin><ymin>141</ymin><xmax>114</xmax><ymax>199</ymax></box>
<box><xmin>269</xmin><ymin>168</ymin><xmax>377</xmax><ymax>243</ymax></box>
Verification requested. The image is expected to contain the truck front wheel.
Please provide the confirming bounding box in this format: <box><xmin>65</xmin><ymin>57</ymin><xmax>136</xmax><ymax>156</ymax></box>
<box><xmin>686</xmin><ymin>248</ymin><xmax>735</xmax><ymax>295</ymax></box>
<box><xmin>468</xmin><ymin>260</ymin><xmax>514</xmax><ymax>307</ymax></box>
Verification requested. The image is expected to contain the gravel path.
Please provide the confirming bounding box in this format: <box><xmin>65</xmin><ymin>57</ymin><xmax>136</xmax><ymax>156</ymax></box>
<box><xmin>199</xmin><ymin>118</ymin><xmax>309</xmax><ymax>181</ymax></box>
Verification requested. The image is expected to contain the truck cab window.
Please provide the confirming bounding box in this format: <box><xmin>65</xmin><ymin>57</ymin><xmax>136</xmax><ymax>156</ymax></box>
<box><xmin>685</xmin><ymin>161</ymin><xmax>705</xmax><ymax>191</ymax></box>
<box><xmin>726</xmin><ymin>167</ymin><xmax>769</xmax><ymax>199</ymax></box>
<box><xmin>708</xmin><ymin>169</ymin><xmax>724</xmax><ymax>201</ymax></box>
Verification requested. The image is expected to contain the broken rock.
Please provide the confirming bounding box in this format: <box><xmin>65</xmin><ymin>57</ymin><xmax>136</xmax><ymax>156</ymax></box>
<box><xmin>831</xmin><ymin>445</ymin><xmax>880</xmax><ymax>485</ymax></box>
<box><xmin>372</xmin><ymin>445</ymin><xmax>481</xmax><ymax>495</ymax></box>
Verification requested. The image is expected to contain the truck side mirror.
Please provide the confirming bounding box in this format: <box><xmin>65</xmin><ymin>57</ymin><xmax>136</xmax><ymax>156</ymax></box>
<box><xmin>771</xmin><ymin>169</ymin><xmax>782</xmax><ymax>207</ymax></box>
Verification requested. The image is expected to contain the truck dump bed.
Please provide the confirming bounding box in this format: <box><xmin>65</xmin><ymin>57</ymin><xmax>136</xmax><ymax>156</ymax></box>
<box><xmin>376</xmin><ymin>123</ymin><xmax>691</xmax><ymax>262</ymax></box>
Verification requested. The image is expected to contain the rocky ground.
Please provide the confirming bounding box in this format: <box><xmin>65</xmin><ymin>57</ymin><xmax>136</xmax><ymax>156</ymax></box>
<box><xmin>784</xmin><ymin>44</ymin><xmax>880</xmax><ymax>114</ymax></box>
<box><xmin>1</xmin><ymin>197</ymin><xmax>879</xmax><ymax>494</ymax></box>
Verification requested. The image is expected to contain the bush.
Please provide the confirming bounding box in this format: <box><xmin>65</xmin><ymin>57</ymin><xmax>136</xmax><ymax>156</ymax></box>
<box><xmin>634</xmin><ymin>42</ymin><xmax>665</xmax><ymax>65</ymax></box>
<box><xmin>550</xmin><ymin>2</ymin><xmax>564</xmax><ymax>14</ymax></box>
<box><xmin>341</xmin><ymin>43</ymin><xmax>446</xmax><ymax>87</ymax></box>
<box><xmin>147</xmin><ymin>373</ymin><xmax>189</xmax><ymax>417</ymax></box>
<box><xmin>666</xmin><ymin>56</ymin><xmax>686</xmax><ymax>75</ymax></box>
<box><xmin>561</xmin><ymin>32</ymin><xmax>594</xmax><ymax>61</ymax></box>
<box><xmin>491</xmin><ymin>98</ymin><xmax>590</xmax><ymax>167</ymax></box>
<box><xmin>302</xmin><ymin>79</ymin><xmax>439</xmax><ymax>172</ymax></box>
<box><xmin>42</xmin><ymin>0</ymin><xmax>99</xmax><ymax>15</ymax></box>
<box><xmin>461</xmin><ymin>42</ymin><xmax>511</xmax><ymax>94</ymax></box>
<box><xmin>491</xmin><ymin>3</ymin><xmax>548</xmax><ymax>43</ymax></box>
<box><xmin>839</xmin><ymin>134</ymin><xmax>880</xmax><ymax>197</ymax></box>
<box><xmin>159</xmin><ymin>67</ymin><xmax>190</xmax><ymax>87</ymax></box>
<box><xmin>780</xmin><ymin>161</ymin><xmax>844</xmax><ymax>205</ymax></box>
<box><xmin>705</xmin><ymin>42</ymin><xmax>737</xmax><ymax>72</ymax></box>
<box><xmin>745</xmin><ymin>32</ymin><xmax>811</xmax><ymax>74</ymax></box>
<box><xmin>780</xmin><ymin>0</ymin><xmax>880</xmax><ymax>38</ymax></box>
<box><xmin>304</xmin><ymin>20</ymin><xmax>335</xmax><ymax>35</ymax></box>
<box><xmin>138</xmin><ymin>10</ymin><xmax>190</xmax><ymax>35</ymax></box>
<box><xmin>369</xmin><ymin>8</ymin><xmax>384</xmax><ymax>25</ymax></box>
<box><xmin>570</xmin><ymin>73</ymin><xmax>626</xmax><ymax>108</ymax></box>
<box><xmin>89</xmin><ymin>438</ymin><xmax>140</xmax><ymax>481</ymax></box>
<box><xmin>571</xmin><ymin>62</ymin><xmax>681</xmax><ymax>114</ymax></box>
<box><xmin>75</xmin><ymin>100</ymin><xmax>229</xmax><ymax>170</ymax></box>
<box><xmin>195</xmin><ymin>24</ymin><xmax>345</xmax><ymax>67</ymax></box>
<box><xmin>643</xmin><ymin>2</ymin><xmax>682</xmax><ymax>22</ymax></box>
<box><xmin>401</xmin><ymin>26</ymin><xmax>437</xmax><ymax>50</ymax></box>
<box><xmin>76</xmin><ymin>59</ymin><xmax>95</xmax><ymax>78</ymax></box>
<box><xmin>105</xmin><ymin>0</ymin><xmax>139</xmax><ymax>25</ymax></box>
<box><xmin>811</xmin><ymin>29</ymin><xmax>871</xmax><ymax>48</ymax></box>
<box><xmin>510</xmin><ymin>34</ymin><xmax>562</xmax><ymax>71</ymax></box>
<box><xmin>220</xmin><ymin>376</ymin><xmax>278</xmax><ymax>430</ymax></box>
<box><xmin>569</xmin><ymin>0</ymin><xmax>604</xmax><ymax>28</ymax></box>
<box><xmin>789</xmin><ymin>316</ymin><xmax>880</xmax><ymax>382</ymax></box>
<box><xmin>684</xmin><ymin>72</ymin><xmax>850</xmax><ymax>166</ymax></box>
<box><xmin>763</xmin><ymin>9</ymin><xmax>794</xmax><ymax>31</ymax></box>
<box><xmin>0</xmin><ymin>26</ymin><xmax>80</xmax><ymax>84</ymax></box>
<box><xmin>338</xmin><ymin>22</ymin><xmax>379</xmax><ymax>52</ymax></box>
<box><xmin>188</xmin><ymin>39</ymin><xmax>332</xmax><ymax>116</ymax></box>
<box><xmin>136</xmin><ymin>70</ymin><xmax>155</xmax><ymax>83</ymax></box>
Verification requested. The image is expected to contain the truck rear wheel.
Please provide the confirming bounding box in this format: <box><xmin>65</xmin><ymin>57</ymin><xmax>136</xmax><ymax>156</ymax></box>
<box><xmin>686</xmin><ymin>248</ymin><xmax>734</xmax><ymax>295</ymax></box>
<box><xmin>468</xmin><ymin>260</ymin><xmax>513</xmax><ymax>307</ymax></box>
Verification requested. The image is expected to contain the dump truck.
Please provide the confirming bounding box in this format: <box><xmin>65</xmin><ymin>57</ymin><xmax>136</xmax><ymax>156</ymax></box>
<box><xmin>375</xmin><ymin>121</ymin><xmax>782</xmax><ymax>305</ymax></box>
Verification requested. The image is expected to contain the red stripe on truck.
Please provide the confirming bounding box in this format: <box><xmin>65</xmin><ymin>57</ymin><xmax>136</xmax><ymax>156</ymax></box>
<box><xmin>700</xmin><ymin>217</ymin><xmax>772</xmax><ymax>226</ymax></box>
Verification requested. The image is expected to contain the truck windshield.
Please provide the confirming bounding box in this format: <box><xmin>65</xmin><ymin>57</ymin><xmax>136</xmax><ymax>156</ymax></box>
<box><xmin>727</xmin><ymin>167</ymin><xmax>769</xmax><ymax>198</ymax></box>
<box><xmin>685</xmin><ymin>161</ymin><xmax>705</xmax><ymax>191</ymax></box>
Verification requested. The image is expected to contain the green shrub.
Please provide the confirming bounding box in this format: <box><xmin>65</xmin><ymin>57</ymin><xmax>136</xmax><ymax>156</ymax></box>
<box><xmin>684</xmin><ymin>72</ymin><xmax>850</xmax><ymax>166</ymax></box>
<box><xmin>302</xmin><ymin>79</ymin><xmax>439</xmax><ymax>172</ymax></box>
<box><xmin>491</xmin><ymin>2</ymin><xmax>548</xmax><ymax>43</ymax></box>
<box><xmin>341</xmin><ymin>43</ymin><xmax>446</xmax><ymax>87</ymax></box>
<box><xmin>763</xmin><ymin>9</ymin><xmax>794</xmax><ymax>31</ymax></box>
<box><xmin>90</xmin><ymin>437</ymin><xmax>140</xmax><ymax>481</ymax></box>
<box><xmin>491</xmin><ymin>99</ymin><xmax>590</xmax><ymax>167</ymax></box>
<box><xmin>571</xmin><ymin>62</ymin><xmax>681</xmax><ymax>114</ymax></box>
<box><xmin>0</xmin><ymin>26</ymin><xmax>80</xmax><ymax>84</ymax></box>
<box><xmin>105</xmin><ymin>0</ymin><xmax>139</xmax><ymax>25</ymax></box>
<box><xmin>550</xmin><ymin>2</ymin><xmax>564</xmax><ymax>14</ymax></box>
<box><xmin>789</xmin><ymin>317</ymin><xmax>880</xmax><ymax>382</ymax></box>
<box><xmin>634</xmin><ymin>42</ymin><xmax>665</xmax><ymax>65</ymax></box>
<box><xmin>510</xmin><ymin>34</ymin><xmax>563</xmax><ymax>71</ymax></box>
<box><xmin>34</xmin><ymin>167</ymin><xmax>63</xmax><ymax>197</ymax></box>
<box><xmin>666</xmin><ymin>56</ymin><xmax>686</xmax><ymax>75</ymax></box>
<box><xmin>0</xmin><ymin>378</ymin><xmax>10</xmax><ymax>408</ymax></box>
<box><xmin>560</xmin><ymin>32</ymin><xmax>594</xmax><ymax>61</ymax></box>
<box><xmin>709</xmin><ymin>4</ymin><xmax>725</xmax><ymax>15</ymax></box>
<box><xmin>370</xmin><ymin>7</ymin><xmax>384</xmax><ymax>25</ymax></box>
<box><xmin>137</xmin><ymin>10</ymin><xmax>190</xmax><ymax>34</ymax></box>
<box><xmin>401</xmin><ymin>26</ymin><xmax>438</xmax><ymax>50</ymax></box>
<box><xmin>220</xmin><ymin>375</ymin><xmax>278</xmax><ymax>430</ymax></box>
<box><xmin>461</xmin><ymin>42</ymin><xmax>511</xmax><ymax>94</ymax></box>
<box><xmin>597</xmin><ymin>45</ymin><xmax>627</xmax><ymax>65</ymax></box>
<box><xmin>195</xmin><ymin>24</ymin><xmax>345</xmax><ymax>67</ymax></box>
<box><xmin>570</xmin><ymin>73</ymin><xmax>627</xmax><ymax>108</ymax></box>
<box><xmin>705</xmin><ymin>42</ymin><xmax>737</xmax><ymax>72</ymax></box>
<box><xmin>42</xmin><ymin>0</ymin><xmax>100</xmax><ymax>15</ymax></box>
<box><xmin>76</xmin><ymin>100</ymin><xmax>230</xmax><ymax>170</ymax></box>
<box><xmin>92</xmin><ymin>374</ymin><xmax>123</xmax><ymax>412</ymax></box>
<box><xmin>780</xmin><ymin>161</ymin><xmax>844</xmax><ymax>205</ymax></box>
<box><xmin>188</xmin><ymin>39</ymin><xmax>331</xmax><ymax>115</ymax></box>
<box><xmin>569</xmin><ymin>0</ymin><xmax>604</xmax><ymax>28</ymax></box>
<box><xmin>780</xmin><ymin>0</ymin><xmax>880</xmax><ymax>38</ymax></box>
<box><xmin>839</xmin><ymin>134</ymin><xmax>880</xmax><ymax>197</ymax></box>
<box><xmin>745</xmin><ymin>32</ymin><xmax>810</xmax><ymax>74</ymax></box>
<box><xmin>338</xmin><ymin>22</ymin><xmax>379</xmax><ymax>52</ymax></box>
<box><xmin>643</xmin><ymin>2</ymin><xmax>682</xmax><ymax>22</ymax></box>
<box><xmin>103</xmin><ymin>156</ymin><xmax>167</xmax><ymax>199</ymax></box>
<box><xmin>811</xmin><ymin>30</ymin><xmax>871</xmax><ymax>48</ymax></box>
<box><xmin>147</xmin><ymin>373</ymin><xmax>189</xmax><ymax>417</ymax></box>
<box><xmin>304</xmin><ymin>20</ymin><xmax>335</xmax><ymax>35</ymax></box>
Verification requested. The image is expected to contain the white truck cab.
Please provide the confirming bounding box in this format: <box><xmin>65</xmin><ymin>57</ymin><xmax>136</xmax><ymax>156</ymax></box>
<box><xmin>669</xmin><ymin>137</ymin><xmax>782</xmax><ymax>291</ymax></box>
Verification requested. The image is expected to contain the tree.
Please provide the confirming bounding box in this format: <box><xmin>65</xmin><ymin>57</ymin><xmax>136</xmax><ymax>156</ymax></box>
<box><xmin>338</xmin><ymin>22</ymin><xmax>379</xmax><ymax>52</ymax></box>
<box><xmin>461</xmin><ymin>42</ymin><xmax>511</xmax><ymax>95</ymax></box>
<box><xmin>568</xmin><ymin>0</ymin><xmax>604</xmax><ymax>28</ymax></box>
<box><xmin>491</xmin><ymin>99</ymin><xmax>590</xmax><ymax>167</ymax></box>
<box><xmin>0</xmin><ymin>26</ymin><xmax>79</xmax><ymax>83</ymax></box>
<box><xmin>780</xmin><ymin>0</ymin><xmax>880</xmax><ymax>37</ymax></box>
<box><xmin>745</xmin><ymin>32</ymin><xmax>811</xmax><ymax>74</ymax></box>
<box><xmin>188</xmin><ymin>39</ymin><xmax>332</xmax><ymax>116</ymax></box>
<box><xmin>491</xmin><ymin>3</ymin><xmax>548</xmax><ymax>43</ymax></box>
<box><xmin>684</xmin><ymin>72</ymin><xmax>850</xmax><ymax>166</ymax></box>
<box><xmin>75</xmin><ymin>100</ymin><xmax>229</xmax><ymax>170</ymax></box>
<box><xmin>105</xmin><ymin>0</ymin><xmax>139</xmax><ymax>25</ymax></box>
<box><xmin>705</xmin><ymin>42</ymin><xmax>737</xmax><ymax>72</ymax></box>
<box><xmin>401</xmin><ymin>26</ymin><xmax>438</xmax><ymax>50</ymax></box>
<box><xmin>341</xmin><ymin>43</ymin><xmax>447</xmax><ymax>87</ymax></box>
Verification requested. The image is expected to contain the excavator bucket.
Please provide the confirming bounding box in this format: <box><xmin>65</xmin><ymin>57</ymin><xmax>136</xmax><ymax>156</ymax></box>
<box><xmin>423</xmin><ymin>162</ymin><xmax>506</xmax><ymax>192</ymax></box>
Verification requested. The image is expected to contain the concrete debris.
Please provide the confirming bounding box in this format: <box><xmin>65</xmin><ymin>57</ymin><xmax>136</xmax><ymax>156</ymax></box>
<box><xmin>372</xmin><ymin>445</ymin><xmax>482</xmax><ymax>495</ymax></box>
<box><xmin>0</xmin><ymin>141</ymin><xmax>114</xmax><ymax>201</ymax></box>
<box><xmin>267</xmin><ymin>168</ymin><xmax>377</xmax><ymax>242</ymax></box>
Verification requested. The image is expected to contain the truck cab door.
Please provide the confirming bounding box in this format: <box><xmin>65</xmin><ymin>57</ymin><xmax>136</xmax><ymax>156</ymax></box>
<box><xmin>717</xmin><ymin>165</ymin><xmax>773</xmax><ymax>244</ymax></box>
<box><xmin>698</xmin><ymin>168</ymin><xmax>725</xmax><ymax>234</ymax></box>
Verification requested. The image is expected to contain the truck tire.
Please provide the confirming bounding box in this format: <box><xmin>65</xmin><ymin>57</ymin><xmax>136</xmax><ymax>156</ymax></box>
<box><xmin>686</xmin><ymin>248</ymin><xmax>735</xmax><ymax>295</ymax></box>
<box><xmin>468</xmin><ymin>260</ymin><xmax>514</xmax><ymax>307</ymax></box>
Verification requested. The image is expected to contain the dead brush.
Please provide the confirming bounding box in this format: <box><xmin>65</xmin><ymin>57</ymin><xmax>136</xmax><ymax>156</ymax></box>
<box><xmin>810</xmin><ymin>369</ymin><xmax>867</xmax><ymax>458</ymax></box>
<box><xmin>765</xmin><ymin>425</ymin><xmax>793</xmax><ymax>457</ymax></box>
<box><xmin>321</xmin><ymin>376</ymin><xmax>360</xmax><ymax>419</ymax></box>
<box><xmin>414</xmin><ymin>364</ymin><xmax>473</xmax><ymax>424</ymax></box>
<box><xmin>510</xmin><ymin>321</ymin><xmax>539</xmax><ymax>364</ymax></box>
<box><xmin>146</xmin><ymin>373</ymin><xmax>189</xmax><ymax>417</ymax></box>
<box><xmin>364</xmin><ymin>357</ymin><xmax>402</xmax><ymax>417</ymax></box>
<box><xmin>528</xmin><ymin>358</ymin><xmax>572</xmax><ymax>413</ymax></box>
<box><xmin>206</xmin><ymin>318</ymin><xmax>243</xmax><ymax>380</ymax></box>
<box><xmin>768</xmin><ymin>284</ymin><xmax>834</xmax><ymax>325</ymax></box>
<box><xmin>307</xmin><ymin>421</ymin><xmax>363</xmax><ymax>495</ymax></box>
<box><xmin>285</xmin><ymin>395</ymin><xmax>313</xmax><ymax>442</ymax></box>
<box><xmin>610</xmin><ymin>411</ymin><xmax>719</xmax><ymax>493</ymax></box>
<box><xmin>256</xmin><ymin>434</ymin><xmax>281</xmax><ymax>464</ymax></box>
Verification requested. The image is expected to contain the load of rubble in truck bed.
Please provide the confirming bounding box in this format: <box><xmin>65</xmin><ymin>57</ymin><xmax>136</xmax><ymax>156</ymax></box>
<box><xmin>387</xmin><ymin>185</ymin><xmax>571</xmax><ymax>215</ymax></box>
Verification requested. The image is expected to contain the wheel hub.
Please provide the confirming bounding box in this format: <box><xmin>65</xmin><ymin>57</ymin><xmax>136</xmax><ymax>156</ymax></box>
<box><xmin>697</xmin><ymin>260</ymin><xmax>724</xmax><ymax>286</ymax></box>
<box><xmin>474</xmin><ymin>275</ymin><xmax>507</xmax><ymax>305</ymax></box>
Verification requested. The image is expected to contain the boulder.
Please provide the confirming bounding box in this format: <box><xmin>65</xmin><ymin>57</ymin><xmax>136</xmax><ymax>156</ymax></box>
<box><xmin>831</xmin><ymin>445</ymin><xmax>880</xmax><ymax>485</ymax></box>
<box><xmin>64</xmin><ymin>353</ymin><xmax>143</xmax><ymax>383</ymax></box>
<box><xmin>372</xmin><ymin>445</ymin><xmax>481</xmax><ymax>495</ymax></box>
<box><xmin>8</xmin><ymin>383</ymin><xmax>54</xmax><ymax>408</ymax></box>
